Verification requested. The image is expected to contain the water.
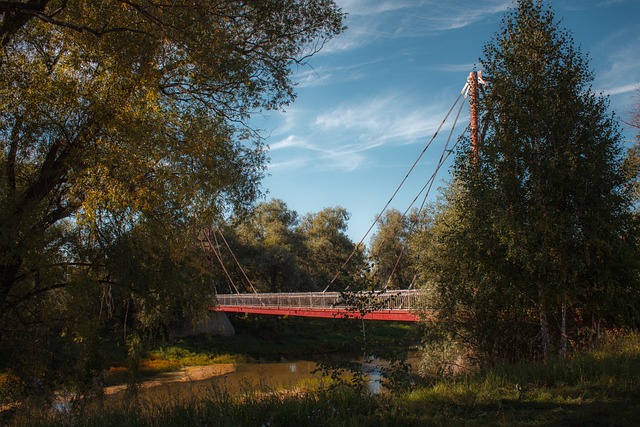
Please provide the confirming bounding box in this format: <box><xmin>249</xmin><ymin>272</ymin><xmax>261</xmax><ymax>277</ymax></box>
<box><xmin>106</xmin><ymin>359</ymin><xmax>384</xmax><ymax>406</ymax></box>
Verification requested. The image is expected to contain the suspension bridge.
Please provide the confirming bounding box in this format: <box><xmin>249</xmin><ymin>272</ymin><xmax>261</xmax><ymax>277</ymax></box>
<box><xmin>207</xmin><ymin>72</ymin><xmax>484</xmax><ymax>324</ymax></box>
<box><xmin>213</xmin><ymin>290</ymin><xmax>426</xmax><ymax>322</ymax></box>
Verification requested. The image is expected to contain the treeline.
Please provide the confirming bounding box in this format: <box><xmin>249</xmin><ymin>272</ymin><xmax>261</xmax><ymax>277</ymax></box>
<box><xmin>208</xmin><ymin>200</ymin><xmax>363</xmax><ymax>293</ymax></box>
<box><xmin>206</xmin><ymin>200</ymin><xmax>440</xmax><ymax>294</ymax></box>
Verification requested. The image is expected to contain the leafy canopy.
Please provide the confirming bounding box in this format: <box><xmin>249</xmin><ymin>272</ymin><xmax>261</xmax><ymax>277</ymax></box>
<box><xmin>0</xmin><ymin>0</ymin><xmax>344</xmax><ymax>384</ymax></box>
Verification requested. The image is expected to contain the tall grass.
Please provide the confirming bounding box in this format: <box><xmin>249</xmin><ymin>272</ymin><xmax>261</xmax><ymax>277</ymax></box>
<box><xmin>6</xmin><ymin>330</ymin><xmax>640</xmax><ymax>426</ymax></box>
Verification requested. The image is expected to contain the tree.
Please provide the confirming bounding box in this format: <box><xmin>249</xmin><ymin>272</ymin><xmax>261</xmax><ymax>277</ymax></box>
<box><xmin>0</xmin><ymin>0</ymin><xmax>344</xmax><ymax>385</ymax></box>
<box><xmin>623</xmin><ymin>89</ymin><xmax>640</xmax><ymax>204</ymax></box>
<box><xmin>420</xmin><ymin>0</ymin><xmax>638</xmax><ymax>363</ymax></box>
<box><xmin>229</xmin><ymin>199</ymin><xmax>305</xmax><ymax>292</ymax></box>
<box><xmin>298</xmin><ymin>206</ymin><xmax>362</xmax><ymax>291</ymax></box>
<box><xmin>368</xmin><ymin>209</ymin><xmax>416</xmax><ymax>289</ymax></box>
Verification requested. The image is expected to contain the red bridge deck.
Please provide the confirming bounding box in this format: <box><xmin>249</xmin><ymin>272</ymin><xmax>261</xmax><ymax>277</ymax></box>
<box><xmin>213</xmin><ymin>290</ymin><xmax>425</xmax><ymax>322</ymax></box>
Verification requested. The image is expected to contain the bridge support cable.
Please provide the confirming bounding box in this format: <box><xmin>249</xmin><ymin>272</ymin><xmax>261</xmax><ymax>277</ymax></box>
<box><xmin>386</xmin><ymin>89</ymin><xmax>470</xmax><ymax>288</ymax></box>
<box><xmin>215</xmin><ymin>229</ymin><xmax>259</xmax><ymax>295</ymax></box>
<box><xmin>204</xmin><ymin>228</ymin><xmax>240</xmax><ymax>294</ymax></box>
<box><xmin>325</xmin><ymin>79</ymin><xmax>471</xmax><ymax>293</ymax></box>
<box><xmin>385</xmin><ymin>71</ymin><xmax>486</xmax><ymax>286</ymax></box>
<box><xmin>387</xmin><ymin>129</ymin><xmax>469</xmax><ymax>287</ymax></box>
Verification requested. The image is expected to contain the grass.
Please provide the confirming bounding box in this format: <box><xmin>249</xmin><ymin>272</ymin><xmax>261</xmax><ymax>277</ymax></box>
<box><xmin>7</xmin><ymin>329</ymin><xmax>640</xmax><ymax>426</ymax></box>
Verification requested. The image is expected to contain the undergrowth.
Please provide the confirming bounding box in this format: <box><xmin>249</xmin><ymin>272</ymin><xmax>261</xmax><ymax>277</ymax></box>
<box><xmin>6</xmin><ymin>330</ymin><xmax>640</xmax><ymax>427</ymax></box>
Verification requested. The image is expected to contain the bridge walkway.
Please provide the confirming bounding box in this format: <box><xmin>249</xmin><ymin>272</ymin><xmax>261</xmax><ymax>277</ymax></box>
<box><xmin>213</xmin><ymin>290</ymin><xmax>427</xmax><ymax>322</ymax></box>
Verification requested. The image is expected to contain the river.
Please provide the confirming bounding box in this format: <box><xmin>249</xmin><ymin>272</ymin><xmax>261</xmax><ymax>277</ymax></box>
<box><xmin>96</xmin><ymin>358</ymin><xmax>392</xmax><ymax>408</ymax></box>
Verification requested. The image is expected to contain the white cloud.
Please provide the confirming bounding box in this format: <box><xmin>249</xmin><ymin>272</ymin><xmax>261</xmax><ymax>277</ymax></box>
<box><xmin>340</xmin><ymin>0</ymin><xmax>415</xmax><ymax>16</ymax></box>
<box><xmin>602</xmin><ymin>83</ymin><xmax>640</xmax><ymax>96</ymax></box>
<box><xmin>314</xmin><ymin>91</ymin><xmax>465</xmax><ymax>146</ymax></box>
<box><xmin>269</xmin><ymin>135</ymin><xmax>308</xmax><ymax>151</ymax></box>
<box><xmin>324</xmin><ymin>0</ymin><xmax>511</xmax><ymax>53</ymax></box>
<box><xmin>413</xmin><ymin>1</ymin><xmax>512</xmax><ymax>32</ymax></box>
<box><xmin>595</xmin><ymin>32</ymin><xmax>640</xmax><ymax>98</ymax></box>
<box><xmin>292</xmin><ymin>60</ymin><xmax>382</xmax><ymax>88</ymax></box>
<box><xmin>268</xmin><ymin>156</ymin><xmax>311</xmax><ymax>171</ymax></box>
<box><xmin>294</xmin><ymin>68</ymin><xmax>334</xmax><ymax>88</ymax></box>
<box><xmin>265</xmin><ymin>90</ymin><xmax>466</xmax><ymax>174</ymax></box>
<box><xmin>558</xmin><ymin>0</ymin><xmax>626</xmax><ymax>12</ymax></box>
<box><xmin>268</xmin><ymin>140</ymin><xmax>368</xmax><ymax>172</ymax></box>
<box><xmin>317</xmin><ymin>148</ymin><xmax>367</xmax><ymax>172</ymax></box>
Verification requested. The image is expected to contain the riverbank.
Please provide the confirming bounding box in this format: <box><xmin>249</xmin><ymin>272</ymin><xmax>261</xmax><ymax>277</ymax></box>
<box><xmin>102</xmin><ymin>364</ymin><xmax>236</xmax><ymax>396</ymax></box>
<box><xmin>10</xmin><ymin>330</ymin><xmax>640</xmax><ymax>426</ymax></box>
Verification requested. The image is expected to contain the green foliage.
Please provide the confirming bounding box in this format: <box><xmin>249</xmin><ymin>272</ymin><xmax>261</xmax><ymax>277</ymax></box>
<box><xmin>416</xmin><ymin>0</ymin><xmax>639</xmax><ymax>364</ymax></box>
<box><xmin>298</xmin><ymin>206</ymin><xmax>364</xmax><ymax>290</ymax></box>
<box><xmin>0</xmin><ymin>0</ymin><xmax>344</xmax><ymax>394</ymax></box>
<box><xmin>368</xmin><ymin>209</ymin><xmax>417</xmax><ymax>289</ymax></box>
<box><xmin>212</xmin><ymin>201</ymin><xmax>363</xmax><ymax>292</ymax></box>
<box><xmin>224</xmin><ymin>199</ymin><xmax>305</xmax><ymax>292</ymax></box>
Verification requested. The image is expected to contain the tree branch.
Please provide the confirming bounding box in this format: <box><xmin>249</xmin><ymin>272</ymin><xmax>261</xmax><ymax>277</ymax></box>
<box><xmin>6</xmin><ymin>115</ymin><xmax>21</xmax><ymax>195</ymax></box>
<box><xmin>0</xmin><ymin>0</ymin><xmax>49</xmax><ymax>47</ymax></box>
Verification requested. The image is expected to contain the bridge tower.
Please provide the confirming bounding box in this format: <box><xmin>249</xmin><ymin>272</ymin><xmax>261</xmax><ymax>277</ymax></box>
<box><xmin>468</xmin><ymin>70</ymin><xmax>481</xmax><ymax>162</ymax></box>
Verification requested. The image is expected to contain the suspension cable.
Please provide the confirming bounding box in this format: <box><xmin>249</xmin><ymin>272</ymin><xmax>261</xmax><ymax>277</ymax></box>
<box><xmin>386</xmin><ymin>114</ymin><xmax>470</xmax><ymax>287</ymax></box>
<box><xmin>206</xmin><ymin>228</ymin><xmax>240</xmax><ymax>294</ymax></box>
<box><xmin>324</xmin><ymin>81</ymin><xmax>470</xmax><ymax>292</ymax></box>
<box><xmin>216</xmin><ymin>229</ymin><xmax>259</xmax><ymax>294</ymax></box>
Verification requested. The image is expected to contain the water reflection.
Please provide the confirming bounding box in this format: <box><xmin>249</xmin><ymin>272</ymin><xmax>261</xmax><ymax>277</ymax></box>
<box><xmin>106</xmin><ymin>359</ymin><xmax>387</xmax><ymax>406</ymax></box>
<box><xmin>366</xmin><ymin>368</ymin><xmax>382</xmax><ymax>394</ymax></box>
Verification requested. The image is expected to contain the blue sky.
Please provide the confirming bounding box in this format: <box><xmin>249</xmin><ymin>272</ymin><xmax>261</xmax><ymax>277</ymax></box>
<box><xmin>255</xmin><ymin>0</ymin><xmax>640</xmax><ymax>244</ymax></box>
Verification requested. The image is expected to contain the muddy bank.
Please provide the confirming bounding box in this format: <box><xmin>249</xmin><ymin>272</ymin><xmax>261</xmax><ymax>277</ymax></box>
<box><xmin>103</xmin><ymin>364</ymin><xmax>236</xmax><ymax>395</ymax></box>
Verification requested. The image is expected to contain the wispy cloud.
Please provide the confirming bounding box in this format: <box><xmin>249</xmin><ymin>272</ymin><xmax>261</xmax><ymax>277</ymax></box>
<box><xmin>602</xmin><ymin>83</ymin><xmax>640</xmax><ymax>96</ymax></box>
<box><xmin>314</xmin><ymin>92</ymin><xmax>464</xmax><ymax>144</ymax></box>
<box><xmin>269</xmin><ymin>135</ymin><xmax>309</xmax><ymax>151</ymax></box>
<box><xmin>324</xmin><ymin>0</ymin><xmax>511</xmax><ymax>53</ymax></box>
<box><xmin>268</xmin><ymin>156</ymin><xmax>310</xmax><ymax>171</ymax></box>
<box><xmin>340</xmin><ymin>0</ymin><xmax>416</xmax><ymax>16</ymax></box>
<box><xmin>268</xmin><ymin>137</ymin><xmax>368</xmax><ymax>172</ymax></box>
<box><xmin>409</xmin><ymin>1</ymin><xmax>511</xmax><ymax>32</ymax></box>
<box><xmin>293</xmin><ymin>68</ymin><xmax>334</xmax><ymax>88</ymax></box>
<box><xmin>595</xmin><ymin>31</ymin><xmax>640</xmax><ymax>99</ymax></box>
<box><xmin>558</xmin><ymin>0</ymin><xmax>626</xmax><ymax>12</ymax></box>
<box><xmin>292</xmin><ymin>59</ymin><xmax>386</xmax><ymax>88</ymax></box>
<box><xmin>267</xmin><ymin>91</ymin><xmax>466</xmax><ymax>174</ymax></box>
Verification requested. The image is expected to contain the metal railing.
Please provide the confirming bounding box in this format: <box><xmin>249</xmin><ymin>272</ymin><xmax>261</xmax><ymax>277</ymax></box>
<box><xmin>215</xmin><ymin>290</ymin><xmax>423</xmax><ymax>311</ymax></box>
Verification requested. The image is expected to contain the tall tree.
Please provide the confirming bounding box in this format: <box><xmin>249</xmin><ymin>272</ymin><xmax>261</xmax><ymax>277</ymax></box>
<box><xmin>368</xmin><ymin>209</ymin><xmax>416</xmax><ymax>289</ymax></box>
<box><xmin>623</xmin><ymin>90</ymin><xmax>640</xmax><ymax>205</ymax></box>
<box><xmin>421</xmin><ymin>0</ymin><xmax>638</xmax><ymax>363</ymax></box>
<box><xmin>0</xmin><ymin>0</ymin><xmax>343</xmax><ymax>383</ymax></box>
<box><xmin>229</xmin><ymin>199</ymin><xmax>304</xmax><ymax>292</ymax></box>
<box><xmin>298</xmin><ymin>206</ymin><xmax>362</xmax><ymax>291</ymax></box>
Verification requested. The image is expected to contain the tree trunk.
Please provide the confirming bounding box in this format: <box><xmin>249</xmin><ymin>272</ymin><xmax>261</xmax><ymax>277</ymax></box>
<box><xmin>538</xmin><ymin>285</ymin><xmax>551</xmax><ymax>361</ymax></box>
<box><xmin>0</xmin><ymin>256</ymin><xmax>22</xmax><ymax>318</ymax></box>
<box><xmin>560</xmin><ymin>300</ymin><xmax>567</xmax><ymax>359</ymax></box>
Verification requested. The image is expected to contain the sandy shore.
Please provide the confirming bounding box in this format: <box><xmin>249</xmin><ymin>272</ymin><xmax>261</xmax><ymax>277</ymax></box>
<box><xmin>103</xmin><ymin>364</ymin><xmax>236</xmax><ymax>395</ymax></box>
